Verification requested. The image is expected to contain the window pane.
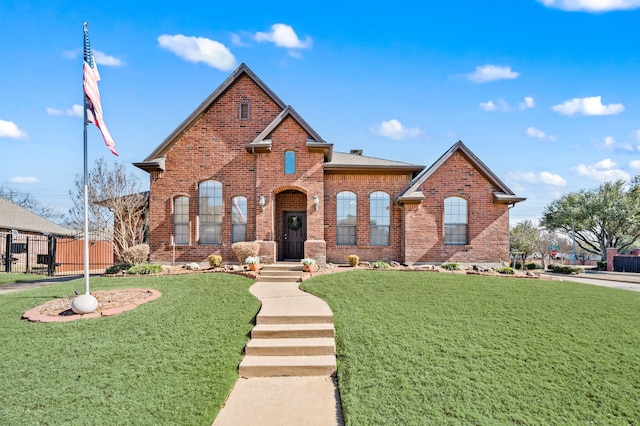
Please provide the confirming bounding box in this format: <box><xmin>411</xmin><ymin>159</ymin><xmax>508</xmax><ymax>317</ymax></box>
<box><xmin>174</xmin><ymin>196</ymin><xmax>189</xmax><ymax>245</ymax></box>
<box><xmin>370</xmin><ymin>191</ymin><xmax>390</xmax><ymax>246</ymax></box>
<box><xmin>444</xmin><ymin>197</ymin><xmax>468</xmax><ymax>245</ymax></box>
<box><xmin>285</xmin><ymin>151</ymin><xmax>295</xmax><ymax>175</ymax></box>
<box><xmin>231</xmin><ymin>196</ymin><xmax>247</xmax><ymax>243</ymax></box>
<box><xmin>337</xmin><ymin>191</ymin><xmax>357</xmax><ymax>245</ymax></box>
<box><xmin>199</xmin><ymin>180</ymin><xmax>222</xmax><ymax>244</ymax></box>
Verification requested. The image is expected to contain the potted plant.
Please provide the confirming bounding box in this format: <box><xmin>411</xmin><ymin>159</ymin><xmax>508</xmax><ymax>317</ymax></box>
<box><xmin>301</xmin><ymin>258</ymin><xmax>317</xmax><ymax>272</ymax></box>
<box><xmin>245</xmin><ymin>256</ymin><xmax>261</xmax><ymax>271</ymax></box>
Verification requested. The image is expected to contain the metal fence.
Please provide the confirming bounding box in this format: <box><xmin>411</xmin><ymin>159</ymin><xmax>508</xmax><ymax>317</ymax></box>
<box><xmin>1</xmin><ymin>230</ymin><xmax>114</xmax><ymax>276</ymax></box>
<box><xmin>613</xmin><ymin>256</ymin><xmax>640</xmax><ymax>273</ymax></box>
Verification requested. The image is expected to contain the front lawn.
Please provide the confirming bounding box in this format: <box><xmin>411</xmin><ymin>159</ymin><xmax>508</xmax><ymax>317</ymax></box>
<box><xmin>0</xmin><ymin>273</ymin><xmax>259</xmax><ymax>426</ymax></box>
<box><xmin>0</xmin><ymin>272</ymin><xmax>49</xmax><ymax>285</ymax></box>
<box><xmin>302</xmin><ymin>271</ymin><xmax>640</xmax><ymax>425</ymax></box>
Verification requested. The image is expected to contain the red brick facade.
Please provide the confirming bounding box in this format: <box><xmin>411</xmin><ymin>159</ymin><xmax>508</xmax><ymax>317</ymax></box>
<box><xmin>136</xmin><ymin>64</ymin><xmax>523</xmax><ymax>266</ymax></box>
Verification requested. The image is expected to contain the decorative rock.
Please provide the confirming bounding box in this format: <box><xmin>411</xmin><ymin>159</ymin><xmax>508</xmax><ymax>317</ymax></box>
<box><xmin>183</xmin><ymin>262</ymin><xmax>200</xmax><ymax>270</ymax></box>
<box><xmin>390</xmin><ymin>261</ymin><xmax>401</xmax><ymax>268</ymax></box>
<box><xmin>162</xmin><ymin>265</ymin><xmax>172</xmax><ymax>274</ymax></box>
<box><xmin>70</xmin><ymin>294</ymin><xmax>99</xmax><ymax>314</ymax></box>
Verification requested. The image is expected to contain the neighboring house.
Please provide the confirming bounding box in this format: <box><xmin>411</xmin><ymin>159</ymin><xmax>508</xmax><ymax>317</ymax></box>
<box><xmin>135</xmin><ymin>64</ymin><xmax>525</xmax><ymax>265</ymax></box>
<box><xmin>0</xmin><ymin>197</ymin><xmax>74</xmax><ymax>236</ymax></box>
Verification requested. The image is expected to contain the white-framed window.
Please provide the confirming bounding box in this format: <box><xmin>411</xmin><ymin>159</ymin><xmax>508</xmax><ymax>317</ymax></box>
<box><xmin>337</xmin><ymin>191</ymin><xmax>357</xmax><ymax>245</ymax></box>
<box><xmin>173</xmin><ymin>196</ymin><xmax>189</xmax><ymax>245</ymax></box>
<box><xmin>199</xmin><ymin>180</ymin><xmax>222</xmax><ymax>244</ymax></box>
<box><xmin>444</xmin><ymin>196</ymin><xmax>468</xmax><ymax>245</ymax></box>
<box><xmin>369</xmin><ymin>191</ymin><xmax>390</xmax><ymax>246</ymax></box>
<box><xmin>231</xmin><ymin>196</ymin><xmax>247</xmax><ymax>243</ymax></box>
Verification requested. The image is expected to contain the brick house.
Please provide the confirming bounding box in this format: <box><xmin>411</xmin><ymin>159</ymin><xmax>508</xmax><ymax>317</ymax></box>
<box><xmin>134</xmin><ymin>64</ymin><xmax>524</xmax><ymax>265</ymax></box>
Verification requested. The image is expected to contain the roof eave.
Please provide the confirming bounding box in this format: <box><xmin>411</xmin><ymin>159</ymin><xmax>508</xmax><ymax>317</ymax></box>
<box><xmin>307</xmin><ymin>142</ymin><xmax>333</xmax><ymax>161</ymax></box>
<box><xmin>244</xmin><ymin>142</ymin><xmax>273</xmax><ymax>154</ymax></box>
<box><xmin>493</xmin><ymin>192</ymin><xmax>527</xmax><ymax>205</ymax></box>
<box><xmin>133</xmin><ymin>158</ymin><xmax>165</xmax><ymax>173</ymax></box>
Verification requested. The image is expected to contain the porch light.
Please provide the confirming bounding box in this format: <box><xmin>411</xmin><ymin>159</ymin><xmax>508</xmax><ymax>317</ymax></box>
<box><xmin>259</xmin><ymin>195</ymin><xmax>266</xmax><ymax>211</ymax></box>
<box><xmin>313</xmin><ymin>194</ymin><xmax>319</xmax><ymax>211</ymax></box>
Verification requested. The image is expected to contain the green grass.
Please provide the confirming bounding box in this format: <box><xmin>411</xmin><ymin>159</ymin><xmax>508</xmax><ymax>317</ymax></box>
<box><xmin>301</xmin><ymin>271</ymin><xmax>640</xmax><ymax>425</ymax></box>
<box><xmin>0</xmin><ymin>272</ymin><xmax>49</xmax><ymax>285</ymax></box>
<box><xmin>0</xmin><ymin>273</ymin><xmax>259</xmax><ymax>425</ymax></box>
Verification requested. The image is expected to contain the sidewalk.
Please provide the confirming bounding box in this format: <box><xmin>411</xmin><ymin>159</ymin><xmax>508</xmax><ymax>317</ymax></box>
<box><xmin>541</xmin><ymin>270</ymin><xmax>640</xmax><ymax>292</ymax></box>
<box><xmin>0</xmin><ymin>275</ymin><xmax>81</xmax><ymax>295</ymax></box>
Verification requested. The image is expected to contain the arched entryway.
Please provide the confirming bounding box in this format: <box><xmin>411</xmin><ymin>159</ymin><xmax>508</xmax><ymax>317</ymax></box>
<box><xmin>275</xmin><ymin>189</ymin><xmax>307</xmax><ymax>261</ymax></box>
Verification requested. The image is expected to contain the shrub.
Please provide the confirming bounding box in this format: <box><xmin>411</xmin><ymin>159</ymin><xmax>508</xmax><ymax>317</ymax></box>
<box><xmin>348</xmin><ymin>255</ymin><xmax>359</xmax><ymax>267</ymax></box>
<box><xmin>207</xmin><ymin>254</ymin><xmax>223</xmax><ymax>268</ymax></box>
<box><xmin>372</xmin><ymin>261</ymin><xmax>390</xmax><ymax>269</ymax></box>
<box><xmin>597</xmin><ymin>261</ymin><xmax>607</xmax><ymax>271</ymax></box>
<box><xmin>548</xmin><ymin>264</ymin><xmax>584</xmax><ymax>274</ymax></box>
<box><xmin>441</xmin><ymin>262</ymin><xmax>461</xmax><ymax>271</ymax></box>
<box><xmin>121</xmin><ymin>244</ymin><xmax>150</xmax><ymax>264</ymax></box>
<box><xmin>127</xmin><ymin>263</ymin><xmax>163</xmax><ymax>275</ymax></box>
<box><xmin>231</xmin><ymin>242</ymin><xmax>260</xmax><ymax>264</ymax></box>
<box><xmin>105</xmin><ymin>262</ymin><xmax>133</xmax><ymax>275</ymax></box>
<box><xmin>244</xmin><ymin>256</ymin><xmax>260</xmax><ymax>264</ymax></box>
<box><xmin>495</xmin><ymin>266</ymin><xmax>515</xmax><ymax>275</ymax></box>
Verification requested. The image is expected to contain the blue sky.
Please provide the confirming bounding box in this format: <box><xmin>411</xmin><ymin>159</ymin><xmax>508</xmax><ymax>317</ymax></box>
<box><xmin>1</xmin><ymin>0</ymin><xmax>640</xmax><ymax>224</ymax></box>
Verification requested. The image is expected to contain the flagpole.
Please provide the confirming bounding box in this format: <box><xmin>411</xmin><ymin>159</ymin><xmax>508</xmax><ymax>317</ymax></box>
<box><xmin>72</xmin><ymin>22</ymin><xmax>98</xmax><ymax>314</ymax></box>
<box><xmin>82</xmin><ymin>22</ymin><xmax>91</xmax><ymax>296</ymax></box>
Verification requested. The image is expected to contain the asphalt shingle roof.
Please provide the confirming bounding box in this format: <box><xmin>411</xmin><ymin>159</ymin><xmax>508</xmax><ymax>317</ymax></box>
<box><xmin>0</xmin><ymin>197</ymin><xmax>74</xmax><ymax>236</ymax></box>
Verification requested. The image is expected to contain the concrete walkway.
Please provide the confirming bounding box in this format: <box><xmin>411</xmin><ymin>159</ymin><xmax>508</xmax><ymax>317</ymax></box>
<box><xmin>213</xmin><ymin>263</ymin><xmax>343</xmax><ymax>425</ymax></box>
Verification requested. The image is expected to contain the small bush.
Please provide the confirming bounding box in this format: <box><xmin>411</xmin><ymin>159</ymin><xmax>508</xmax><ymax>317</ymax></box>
<box><xmin>495</xmin><ymin>266</ymin><xmax>515</xmax><ymax>275</ymax></box>
<box><xmin>244</xmin><ymin>256</ymin><xmax>260</xmax><ymax>264</ymax></box>
<box><xmin>231</xmin><ymin>242</ymin><xmax>260</xmax><ymax>264</ymax></box>
<box><xmin>121</xmin><ymin>244</ymin><xmax>150</xmax><ymax>264</ymax></box>
<box><xmin>548</xmin><ymin>264</ymin><xmax>584</xmax><ymax>274</ymax></box>
<box><xmin>597</xmin><ymin>261</ymin><xmax>607</xmax><ymax>271</ymax></box>
<box><xmin>441</xmin><ymin>262</ymin><xmax>461</xmax><ymax>271</ymax></box>
<box><xmin>105</xmin><ymin>262</ymin><xmax>133</xmax><ymax>275</ymax></box>
<box><xmin>127</xmin><ymin>263</ymin><xmax>163</xmax><ymax>275</ymax></box>
<box><xmin>207</xmin><ymin>254</ymin><xmax>223</xmax><ymax>268</ymax></box>
<box><xmin>348</xmin><ymin>255</ymin><xmax>359</xmax><ymax>267</ymax></box>
<box><xmin>372</xmin><ymin>261</ymin><xmax>390</xmax><ymax>269</ymax></box>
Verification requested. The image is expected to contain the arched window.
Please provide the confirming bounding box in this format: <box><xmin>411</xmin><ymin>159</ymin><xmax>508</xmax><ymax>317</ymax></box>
<box><xmin>370</xmin><ymin>191</ymin><xmax>390</xmax><ymax>246</ymax></box>
<box><xmin>199</xmin><ymin>180</ymin><xmax>222</xmax><ymax>244</ymax></box>
<box><xmin>173</xmin><ymin>196</ymin><xmax>189</xmax><ymax>245</ymax></box>
<box><xmin>444</xmin><ymin>196</ymin><xmax>468</xmax><ymax>245</ymax></box>
<box><xmin>337</xmin><ymin>191</ymin><xmax>357</xmax><ymax>245</ymax></box>
<box><xmin>284</xmin><ymin>150</ymin><xmax>296</xmax><ymax>175</ymax></box>
<box><xmin>231</xmin><ymin>196</ymin><xmax>247</xmax><ymax>243</ymax></box>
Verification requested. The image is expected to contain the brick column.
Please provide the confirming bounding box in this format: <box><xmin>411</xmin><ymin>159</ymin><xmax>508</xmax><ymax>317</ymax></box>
<box><xmin>606</xmin><ymin>247</ymin><xmax>617</xmax><ymax>271</ymax></box>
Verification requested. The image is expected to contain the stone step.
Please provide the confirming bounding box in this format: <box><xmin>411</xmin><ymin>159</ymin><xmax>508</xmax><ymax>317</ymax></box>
<box><xmin>257</xmin><ymin>313</ymin><xmax>334</xmax><ymax>325</ymax></box>
<box><xmin>261</xmin><ymin>263</ymin><xmax>303</xmax><ymax>272</ymax></box>
<box><xmin>257</xmin><ymin>275</ymin><xmax>301</xmax><ymax>283</ymax></box>
<box><xmin>239</xmin><ymin>355</ymin><xmax>336</xmax><ymax>377</ymax></box>
<box><xmin>245</xmin><ymin>338</ymin><xmax>335</xmax><ymax>356</ymax></box>
<box><xmin>251</xmin><ymin>323</ymin><xmax>335</xmax><ymax>339</ymax></box>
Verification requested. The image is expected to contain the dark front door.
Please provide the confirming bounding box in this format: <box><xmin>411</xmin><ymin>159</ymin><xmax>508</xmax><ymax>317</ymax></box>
<box><xmin>283</xmin><ymin>212</ymin><xmax>306</xmax><ymax>260</ymax></box>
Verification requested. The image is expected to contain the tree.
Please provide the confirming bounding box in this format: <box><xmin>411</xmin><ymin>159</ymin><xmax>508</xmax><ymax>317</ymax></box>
<box><xmin>0</xmin><ymin>186</ymin><xmax>64</xmax><ymax>222</ymax></box>
<box><xmin>67</xmin><ymin>158</ymin><xmax>148</xmax><ymax>261</ymax></box>
<box><xmin>541</xmin><ymin>177</ymin><xmax>640</xmax><ymax>259</ymax></box>
<box><xmin>509</xmin><ymin>220</ymin><xmax>539</xmax><ymax>268</ymax></box>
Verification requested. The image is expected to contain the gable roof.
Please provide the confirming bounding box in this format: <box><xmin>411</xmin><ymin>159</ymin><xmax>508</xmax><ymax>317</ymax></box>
<box><xmin>396</xmin><ymin>141</ymin><xmax>526</xmax><ymax>205</ymax></box>
<box><xmin>325</xmin><ymin>151</ymin><xmax>423</xmax><ymax>174</ymax></box>
<box><xmin>0</xmin><ymin>197</ymin><xmax>75</xmax><ymax>236</ymax></box>
<box><xmin>135</xmin><ymin>63</ymin><xmax>288</xmax><ymax>172</ymax></box>
<box><xmin>244</xmin><ymin>105</ymin><xmax>333</xmax><ymax>161</ymax></box>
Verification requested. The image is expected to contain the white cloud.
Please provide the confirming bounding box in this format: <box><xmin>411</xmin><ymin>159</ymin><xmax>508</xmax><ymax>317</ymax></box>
<box><xmin>630</xmin><ymin>160</ymin><xmax>640</xmax><ymax>169</ymax></box>
<box><xmin>372</xmin><ymin>119</ymin><xmax>422</xmax><ymax>140</ymax></box>
<box><xmin>508</xmin><ymin>171</ymin><xmax>566</xmax><ymax>187</ymax></box>
<box><xmin>480</xmin><ymin>99</ymin><xmax>509</xmax><ymax>112</ymax></box>
<box><xmin>600</xmin><ymin>135</ymin><xmax>638</xmax><ymax>152</ymax></box>
<box><xmin>466</xmin><ymin>65</ymin><xmax>519</xmax><ymax>83</ymax></box>
<box><xmin>10</xmin><ymin>176</ymin><xmax>38</xmax><ymax>184</ymax></box>
<box><xmin>254</xmin><ymin>24</ymin><xmax>312</xmax><ymax>49</ymax></box>
<box><xmin>93</xmin><ymin>50</ymin><xmax>124</xmax><ymax>66</ymax></box>
<box><xmin>537</xmin><ymin>0</ymin><xmax>640</xmax><ymax>12</ymax></box>
<box><xmin>46</xmin><ymin>104</ymin><xmax>83</xmax><ymax>118</ymax></box>
<box><xmin>519</xmin><ymin>96</ymin><xmax>535</xmax><ymax>110</ymax></box>
<box><xmin>158</xmin><ymin>34</ymin><xmax>236</xmax><ymax>71</ymax></box>
<box><xmin>572</xmin><ymin>158</ymin><xmax>631</xmax><ymax>181</ymax></box>
<box><xmin>0</xmin><ymin>119</ymin><xmax>27</xmax><ymax>139</ymax></box>
<box><xmin>551</xmin><ymin>96</ymin><xmax>624</xmax><ymax>116</ymax></box>
<box><xmin>526</xmin><ymin>126</ymin><xmax>557</xmax><ymax>141</ymax></box>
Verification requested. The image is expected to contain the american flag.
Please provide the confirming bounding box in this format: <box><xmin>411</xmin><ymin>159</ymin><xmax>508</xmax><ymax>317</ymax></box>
<box><xmin>83</xmin><ymin>22</ymin><xmax>118</xmax><ymax>156</ymax></box>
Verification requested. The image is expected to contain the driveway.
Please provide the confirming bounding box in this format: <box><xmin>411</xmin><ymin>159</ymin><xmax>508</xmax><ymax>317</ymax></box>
<box><xmin>541</xmin><ymin>270</ymin><xmax>640</xmax><ymax>292</ymax></box>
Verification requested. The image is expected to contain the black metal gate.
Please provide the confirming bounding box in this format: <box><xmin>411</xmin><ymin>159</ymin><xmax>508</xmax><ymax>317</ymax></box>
<box><xmin>613</xmin><ymin>256</ymin><xmax>640</xmax><ymax>273</ymax></box>
<box><xmin>1</xmin><ymin>231</ymin><xmax>56</xmax><ymax>276</ymax></box>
